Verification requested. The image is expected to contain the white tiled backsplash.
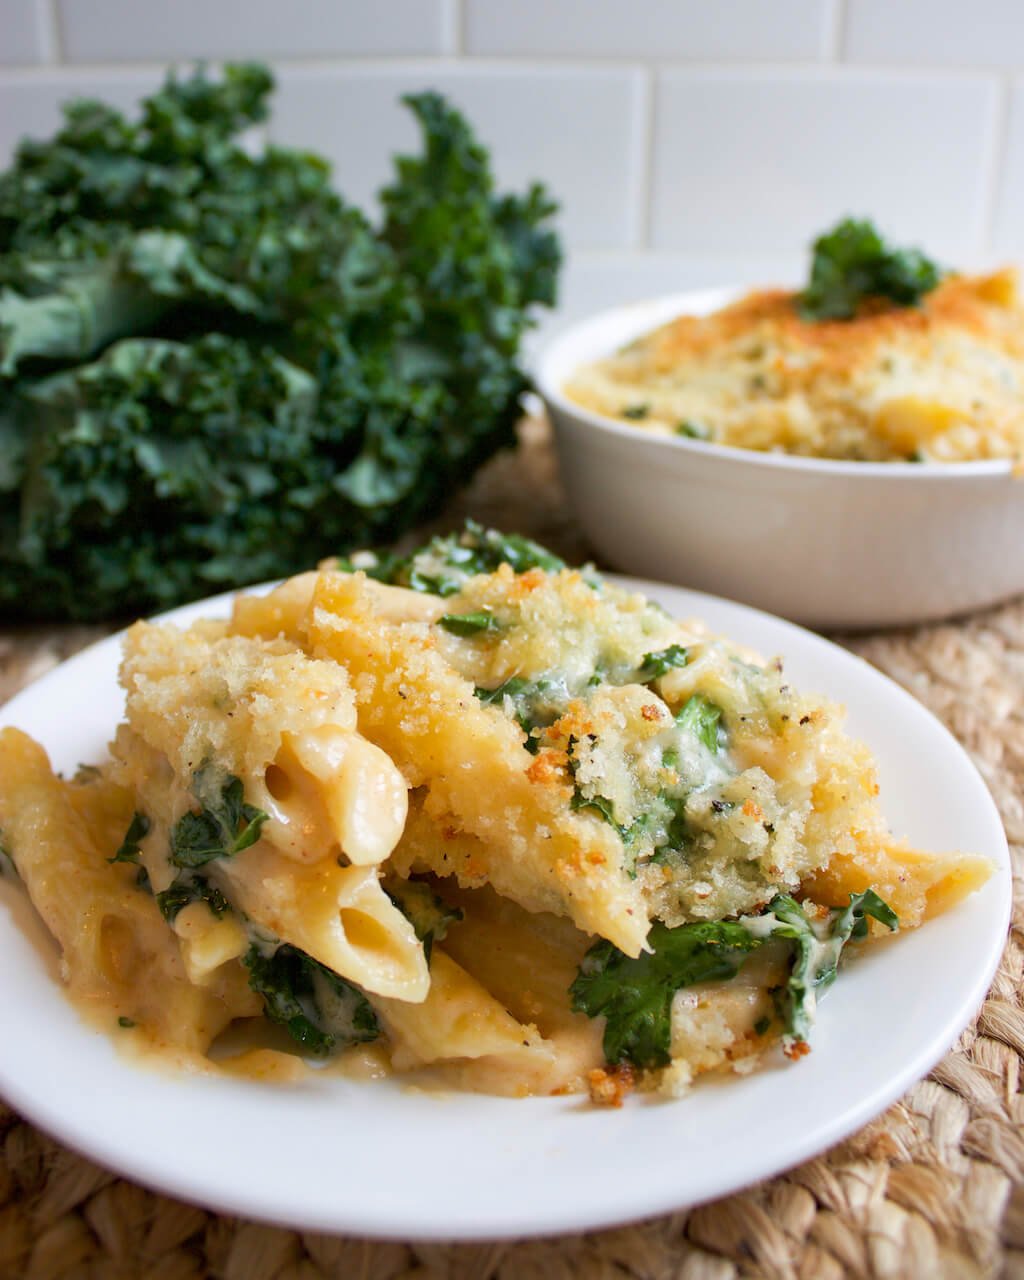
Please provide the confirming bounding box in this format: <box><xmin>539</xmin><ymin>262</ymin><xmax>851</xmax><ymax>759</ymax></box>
<box><xmin>2</xmin><ymin>0</ymin><xmax>1023</xmax><ymax>342</ymax></box>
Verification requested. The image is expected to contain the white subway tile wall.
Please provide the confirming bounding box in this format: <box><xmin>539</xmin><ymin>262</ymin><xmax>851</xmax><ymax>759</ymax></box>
<box><xmin>56</xmin><ymin>0</ymin><xmax>455</xmax><ymax>62</ymax></box>
<box><xmin>0</xmin><ymin>0</ymin><xmax>1021</xmax><ymax>333</ymax></box>
<box><xmin>992</xmin><ymin>80</ymin><xmax>1024</xmax><ymax>255</ymax></box>
<box><xmin>0</xmin><ymin>0</ymin><xmax>47</xmax><ymax>65</ymax></box>
<box><xmin>844</xmin><ymin>0</ymin><xmax>1024</xmax><ymax>70</ymax></box>
<box><xmin>271</xmin><ymin>65</ymin><xmax>647</xmax><ymax>250</ymax></box>
<box><xmin>464</xmin><ymin>0</ymin><xmax>834</xmax><ymax>61</ymax></box>
<box><xmin>650</xmin><ymin>71</ymin><xmax>998</xmax><ymax>257</ymax></box>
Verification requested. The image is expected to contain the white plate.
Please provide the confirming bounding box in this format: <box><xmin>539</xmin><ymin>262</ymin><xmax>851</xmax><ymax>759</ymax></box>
<box><xmin>0</xmin><ymin>580</ymin><xmax>1010</xmax><ymax>1240</ymax></box>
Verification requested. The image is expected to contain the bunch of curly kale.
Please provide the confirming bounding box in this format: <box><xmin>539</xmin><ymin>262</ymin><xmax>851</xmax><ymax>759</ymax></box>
<box><xmin>0</xmin><ymin>64</ymin><xmax>560</xmax><ymax>620</ymax></box>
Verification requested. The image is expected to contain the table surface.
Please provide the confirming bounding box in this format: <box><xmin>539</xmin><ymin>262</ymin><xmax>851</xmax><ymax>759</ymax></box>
<box><xmin>1</xmin><ymin>419</ymin><xmax>1022</xmax><ymax>1280</ymax></box>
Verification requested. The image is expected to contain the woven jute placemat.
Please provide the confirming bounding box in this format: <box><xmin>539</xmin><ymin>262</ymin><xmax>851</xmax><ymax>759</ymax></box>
<box><xmin>1</xmin><ymin>419</ymin><xmax>1022</xmax><ymax>1280</ymax></box>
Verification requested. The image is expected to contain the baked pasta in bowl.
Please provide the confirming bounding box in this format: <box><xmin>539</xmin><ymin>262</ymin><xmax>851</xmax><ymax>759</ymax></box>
<box><xmin>0</xmin><ymin>525</ymin><xmax>997</xmax><ymax>1107</ymax></box>
<box><xmin>537</xmin><ymin>220</ymin><xmax>1024</xmax><ymax>628</ymax></box>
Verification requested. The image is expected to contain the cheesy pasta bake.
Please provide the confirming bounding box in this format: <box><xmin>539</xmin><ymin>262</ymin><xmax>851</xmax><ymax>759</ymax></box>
<box><xmin>565</xmin><ymin>220</ymin><xmax>1024</xmax><ymax>464</ymax></box>
<box><xmin>0</xmin><ymin>524</ymin><xmax>994</xmax><ymax>1101</ymax></box>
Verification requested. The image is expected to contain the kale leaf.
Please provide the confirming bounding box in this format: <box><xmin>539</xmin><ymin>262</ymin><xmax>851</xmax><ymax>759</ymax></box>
<box><xmin>473</xmin><ymin>673</ymin><xmax>548</xmax><ymax>751</ymax></box>
<box><xmin>639</xmin><ymin>644</ymin><xmax>690</xmax><ymax>680</ymax></box>
<box><xmin>675</xmin><ymin>693</ymin><xmax>724</xmax><ymax>753</ymax></box>
<box><xmin>108</xmin><ymin>811</ymin><xmax>150</xmax><ymax>865</ymax></box>
<box><xmin>570</xmin><ymin>920</ymin><xmax>763</xmax><ymax>1068</ymax></box>
<box><xmin>156</xmin><ymin>874</ymin><xmax>230</xmax><ymax>924</ymax></box>
<box><xmin>571</xmin><ymin>891</ymin><xmax>898</xmax><ymax>1069</ymax></box>
<box><xmin>0</xmin><ymin>69</ymin><xmax>561</xmax><ymax>620</ymax></box>
<box><xmin>342</xmin><ymin>519</ymin><xmax>568</xmax><ymax>597</ymax></box>
<box><xmin>438</xmin><ymin>610</ymin><xmax>502</xmax><ymax>637</ymax></box>
<box><xmin>474</xmin><ymin>674</ymin><xmax>533</xmax><ymax>707</ymax></box>
<box><xmin>169</xmin><ymin>764</ymin><xmax>267</xmax><ymax>869</ymax></box>
<box><xmin>570</xmin><ymin>790</ymin><xmax>620</xmax><ymax>828</ymax></box>
<box><xmin>765</xmin><ymin>889</ymin><xmax>898</xmax><ymax>1044</ymax></box>
<box><xmin>385</xmin><ymin>878</ymin><xmax>463</xmax><ymax>962</ymax></box>
<box><xmin>244</xmin><ymin>942</ymin><xmax>379</xmax><ymax>1055</ymax></box>
<box><xmin>799</xmin><ymin>218</ymin><xmax>942</xmax><ymax>321</ymax></box>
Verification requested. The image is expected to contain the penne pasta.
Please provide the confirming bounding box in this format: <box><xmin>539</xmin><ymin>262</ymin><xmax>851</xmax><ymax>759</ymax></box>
<box><xmin>0</xmin><ymin>523</ymin><xmax>996</xmax><ymax>1101</ymax></box>
<box><xmin>0</xmin><ymin>729</ymin><xmax>256</xmax><ymax>1051</ymax></box>
<box><xmin>220</xmin><ymin>847</ymin><xmax>429</xmax><ymax>1002</ymax></box>
<box><xmin>308</xmin><ymin>571</ymin><xmax>650</xmax><ymax>956</ymax></box>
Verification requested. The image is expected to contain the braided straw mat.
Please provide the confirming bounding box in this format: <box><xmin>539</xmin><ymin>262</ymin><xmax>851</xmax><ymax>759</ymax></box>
<box><xmin>1</xmin><ymin>418</ymin><xmax>1023</xmax><ymax>1280</ymax></box>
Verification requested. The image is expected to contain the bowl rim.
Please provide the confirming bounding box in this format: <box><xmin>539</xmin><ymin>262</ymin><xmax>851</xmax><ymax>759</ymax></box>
<box><xmin>534</xmin><ymin>287</ymin><xmax>1013</xmax><ymax>480</ymax></box>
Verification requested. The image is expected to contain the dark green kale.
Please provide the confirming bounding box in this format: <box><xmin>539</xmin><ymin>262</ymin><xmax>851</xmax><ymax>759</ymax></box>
<box><xmin>567</xmin><ymin>783</ymin><xmax>653</xmax><ymax>876</ymax></box>
<box><xmin>571</xmin><ymin>891</ymin><xmax>899</xmax><ymax>1069</ymax></box>
<box><xmin>438</xmin><ymin>610</ymin><xmax>502</xmax><ymax>637</ymax></box>
<box><xmin>473</xmin><ymin>674</ymin><xmax>546</xmax><ymax>751</ymax></box>
<box><xmin>676</xmin><ymin>421</ymin><xmax>710</xmax><ymax>440</ymax></box>
<box><xmin>765</xmin><ymin>890</ymin><xmax>898</xmax><ymax>1044</ymax></box>
<box><xmin>474</xmin><ymin>674</ymin><xmax>533</xmax><ymax>707</ymax></box>
<box><xmin>385</xmin><ymin>878</ymin><xmax>463</xmax><ymax>962</ymax></box>
<box><xmin>799</xmin><ymin>218</ymin><xmax>942</xmax><ymax>322</ymax></box>
<box><xmin>639</xmin><ymin>645</ymin><xmax>690</xmax><ymax>680</ymax></box>
<box><xmin>622</xmin><ymin>403</ymin><xmax>650</xmax><ymax>420</ymax></box>
<box><xmin>244</xmin><ymin>942</ymin><xmax>379</xmax><ymax>1055</ymax></box>
<box><xmin>342</xmin><ymin>519</ymin><xmax>568</xmax><ymax>597</ymax></box>
<box><xmin>156</xmin><ymin>874</ymin><xmax>231</xmax><ymax>924</ymax></box>
<box><xmin>0</xmin><ymin>69</ymin><xmax>561</xmax><ymax>620</ymax></box>
<box><xmin>565</xmin><ymin>733</ymin><xmax>650</xmax><ymax>867</ymax></box>
<box><xmin>570</xmin><ymin>920</ymin><xmax>763</xmax><ymax>1068</ymax></box>
<box><xmin>569</xmin><ymin>789</ymin><xmax>620</xmax><ymax>828</ymax></box>
<box><xmin>675</xmin><ymin>693</ymin><xmax>724</xmax><ymax>753</ymax></box>
<box><xmin>108</xmin><ymin>811</ymin><xmax>150</xmax><ymax>865</ymax></box>
<box><xmin>169</xmin><ymin>763</ymin><xmax>268</xmax><ymax>869</ymax></box>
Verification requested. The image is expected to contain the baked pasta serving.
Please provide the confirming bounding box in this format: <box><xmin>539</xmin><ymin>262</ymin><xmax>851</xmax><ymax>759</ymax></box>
<box><xmin>0</xmin><ymin>524</ymin><xmax>994</xmax><ymax>1101</ymax></box>
<box><xmin>565</xmin><ymin>219</ymin><xmax>1024</xmax><ymax>463</ymax></box>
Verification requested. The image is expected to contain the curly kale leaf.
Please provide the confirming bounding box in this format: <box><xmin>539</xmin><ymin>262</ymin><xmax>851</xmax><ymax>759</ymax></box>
<box><xmin>570</xmin><ymin>920</ymin><xmax>762</xmax><ymax>1068</ymax></box>
<box><xmin>385</xmin><ymin>878</ymin><xmax>463</xmax><ymax>963</ymax></box>
<box><xmin>156</xmin><ymin>874</ymin><xmax>230</xmax><ymax>924</ymax></box>
<box><xmin>674</xmin><ymin>693</ymin><xmax>724</xmax><ymax>754</ymax></box>
<box><xmin>438</xmin><ymin>609</ymin><xmax>502</xmax><ymax>637</ymax></box>
<box><xmin>340</xmin><ymin>519</ymin><xmax>568</xmax><ymax>596</ymax></box>
<box><xmin>639</xmin><ymin>645</ymin><xmax>690</xmax><ymax>681</ymax></box>
<box><xmin>7</xmin><ymin>336</ymin><xmax>327</xmax><ymax>617</ymax></box>
<box><xmin>244</xmin><ymin>942</ymin><xmax>379</xmax><ymax>1055</ymax></box>
<box><xmin>170</xmin><ymin>763</ymin><xmax>268</xmax><ymax>869</ymax></box>
<box><xmin>765</xmin><ymin>889</ymin><xmax>898</xmax><ymax>1044</ymax></box>
<box><xmin>0</xmin><ymin>68</ymin><xmax>561</xmax><ymax>621</ymax></box>
<box><xmin>571</xmin><ymin>891</ymin><xmax>898</xmax><ymax>1069</ymax></box>
<box><xmin>473</xmin><ymin>672</ymin><xmax>555</xmax><ymax>752</ymax></box>
<box><xmin>108</xmin><ymin>811</ymin><xmax>150</xmax><ymax>865</ymax></box>
<box><xmin>0</xmin><ymin>64</ymin><xmax>391</xmax><ymax>372</ymax></box>
<box><xmin>799</xmin><ymin>218</ymin><xmax>942</xmax><ymax>321</ymax></box>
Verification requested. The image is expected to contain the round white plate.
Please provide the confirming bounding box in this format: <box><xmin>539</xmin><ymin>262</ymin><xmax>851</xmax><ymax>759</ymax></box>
<box><xmin>0</xmin><ymin>579</ymin><xmax>1010</xmax><ymax>1240</ymax></box>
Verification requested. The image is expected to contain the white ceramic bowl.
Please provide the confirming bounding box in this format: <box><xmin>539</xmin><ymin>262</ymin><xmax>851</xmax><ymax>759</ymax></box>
<box><xmin>536</xmin><ymin>288</ymin><xmax>1024</xmax><ymax>630</ymax></box>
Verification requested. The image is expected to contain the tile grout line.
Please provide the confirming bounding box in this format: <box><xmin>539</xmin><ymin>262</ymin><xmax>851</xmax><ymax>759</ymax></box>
<box><xmin>635</xmin><ymin>67</ymin><xmax>656</xmax><ymax>252</ymax></box>
<box><xmin>829</xmin><ymin>0</ymin><xmax>848</xmax><ymax>62</ymax></box>
<box><xmin>0</xmin><ymin>55</ymin><xmax>1008</xmax><ymax>81</ymax></box>
<box><xmin>36</xmin><ymin>0</ymin><xmax>63</xmax><ymax>65</ymax></box>
<box><xmin>977</xmin><ymin>73</ymin><xmax>1014</xmax><ymax>259</ymax></box>
<box><xmin>448</xmin><ymin>0</ymin><xmax>464</xmax><ymax>59</ymax></box>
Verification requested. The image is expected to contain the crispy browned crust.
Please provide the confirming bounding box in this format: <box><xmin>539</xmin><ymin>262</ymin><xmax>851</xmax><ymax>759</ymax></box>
<box><xmin>635</xmin><ymin>270</ymin><xmax>1024</xmax><ymax>382</ymax></box>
